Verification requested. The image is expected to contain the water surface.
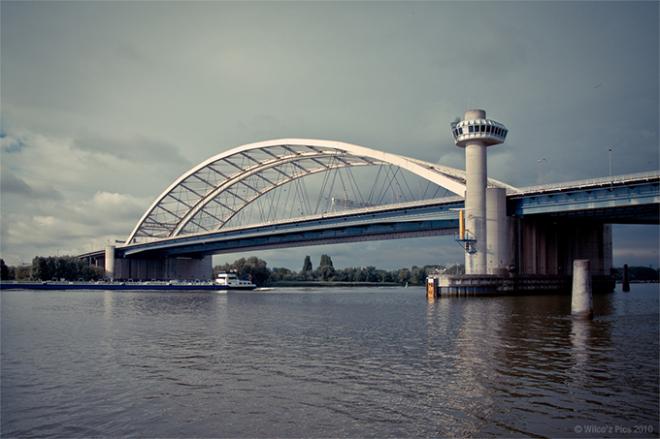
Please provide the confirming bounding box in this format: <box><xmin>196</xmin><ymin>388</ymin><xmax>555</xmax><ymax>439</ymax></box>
<box><xmin>2</xmin><ymin>284</ymin><xmax>658</xmax><ymax>438</ymax></box>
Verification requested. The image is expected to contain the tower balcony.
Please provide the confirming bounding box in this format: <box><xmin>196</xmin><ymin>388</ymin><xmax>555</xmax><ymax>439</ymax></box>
<box><xmin>451</xmin><ymin>118</ymin><xmax>508</xmax><ymax>147</ymax></box>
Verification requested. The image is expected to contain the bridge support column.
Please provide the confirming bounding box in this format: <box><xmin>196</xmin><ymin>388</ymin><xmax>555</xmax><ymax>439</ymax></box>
<box><xmin>104</xmin><ymin>245</ymin><xmax>115</xmax><ymax>280</ymax></box>
<box><xmin>515</xmin><ymin>218</ymin><xmax>614</xmax><ymax>290</ymax></box>
<box><xmin>164</xmin><ymin>256</ymin><xmax>213</xmax><ymax>280</ymax></box>
<box><xmin>110</xmin><ymin>255</ymin><xmax>212</xmax><ymax>281</ymax></box>
<box><xmin>572</xmin><ymin>259</ymin><xmax>593</xmax><ymax>319</ymax></box>
<box><xmin>464</xmin><ymin>141</ymin><xmax>487</xmax><ymax>274</ymax></box>
<box><xmin>486</xmin><ymin>187</ymin><xmax>510</xmax><ymax>274</ymax></box>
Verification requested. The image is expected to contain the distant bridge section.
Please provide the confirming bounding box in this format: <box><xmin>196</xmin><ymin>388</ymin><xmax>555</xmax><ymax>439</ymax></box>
<box><xmin>511</xmin><ymin>172</ymin><xmax>659</xmax><ymax>224</ymax></box>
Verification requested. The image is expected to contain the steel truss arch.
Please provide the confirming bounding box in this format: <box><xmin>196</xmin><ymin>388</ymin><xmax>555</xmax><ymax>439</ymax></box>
<box><xmin>127</xmin><ymin>138</ymin><xmax>517</xmax><ymax>244</ymax></box>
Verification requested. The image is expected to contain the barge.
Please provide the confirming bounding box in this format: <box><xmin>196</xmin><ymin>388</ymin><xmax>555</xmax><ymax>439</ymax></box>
<box><xmin>0</xmin><ymin>272</ymin><xmax>257</xmax><ymax>292</ymax></box>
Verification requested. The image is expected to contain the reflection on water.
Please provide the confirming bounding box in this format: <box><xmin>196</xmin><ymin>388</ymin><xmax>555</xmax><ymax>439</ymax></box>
<box><xmin>1</xmin><ymin>285</ymin><xmax>658</xmax><ymax>438</ymax></box>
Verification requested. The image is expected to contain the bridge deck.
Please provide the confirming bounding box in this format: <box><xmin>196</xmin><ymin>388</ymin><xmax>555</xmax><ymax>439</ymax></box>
<box><xmin>79</xmin><ymin>172</ymin><xmax>659</xmax><ymax>259</ymax></box>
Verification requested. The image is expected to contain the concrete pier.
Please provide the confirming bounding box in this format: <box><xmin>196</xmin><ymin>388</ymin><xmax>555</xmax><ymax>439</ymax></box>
<box><xmin>571</xmin><ymin>259</ymin><xmax>593</xmax><ymax>319</ymax></box>
<box><xmin>92</xmin><ymin>251</ymin><xmax>213</xmax><ymax>281</ymax></box>
<box><xmin>516</xmin><ymin>218</ymin><xmax>613</xmax><ymax>278</ymax></box>
<box><xmin>435</xmin><ymin>273</ymin><xmax>614</xmax><ymax>296</ymax></box>
<box><xmin>486</xmin><ymin>187</ymin><xmax>509</xmax><ymax>275</ymax></box>
<box><xmin>104</xmin><ymin>245</ymin><xmax>115</xmax><ymax>280</ymax></box>
<box><xmin>464</xmin><ymin>136</ymin><xmax>487</xmax><ymax>273</ymax></box>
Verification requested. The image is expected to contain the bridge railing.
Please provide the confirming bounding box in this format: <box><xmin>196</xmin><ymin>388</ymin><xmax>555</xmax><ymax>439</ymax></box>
<box><xmin>514</xmin><ymin>171</ymin><xmax>660</xmax><ymax>196</ymax></box>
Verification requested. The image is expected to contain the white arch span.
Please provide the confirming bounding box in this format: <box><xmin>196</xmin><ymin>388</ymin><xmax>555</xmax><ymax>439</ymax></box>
<box><xmin>127</xmin><ymin>138</ymin><xmax>517</xmax><ymax>244</ymax></box>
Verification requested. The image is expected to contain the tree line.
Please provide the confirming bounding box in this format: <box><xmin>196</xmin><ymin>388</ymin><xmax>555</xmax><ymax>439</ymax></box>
<box><xmin>2</xmin><ymin>255</ymin><xmax>658</xmax><ymax>285</ymax></box>
<box><xmin>1</xmin><ymin>257</ymin><xmax>104</xmax><ymax>281</ymax></box>
<box><xmin>612</xmin><ymin>266</ymin><xmax>660</xmax><ymax>282</ymax></box>
<box><xmin>213</xmin><ymin>254</ymin><xmax>458</xmax><ymax>287</ymax></box>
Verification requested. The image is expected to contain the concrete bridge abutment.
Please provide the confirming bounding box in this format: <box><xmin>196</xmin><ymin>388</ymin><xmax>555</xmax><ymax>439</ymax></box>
<box><xmin>514</xmin><ymin>218</ymin><xmax>612</xmax><ymax>277</ymax></box>
<box><xmin>101</xmin><ymin>250</ymin><xmax>212</xmax><ymax>281</ymax></box>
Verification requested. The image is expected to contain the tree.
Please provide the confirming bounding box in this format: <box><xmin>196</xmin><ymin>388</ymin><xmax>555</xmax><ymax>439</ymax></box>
<box><xmin>613</xmin><ymin>266</ymin><xmax>660</xmax><ymax>282</ymax></box>
<box><xmin>397</xmin><ymin>268</ymin><xmax>411</xmax><ymax>284</ymax></box>
<box><xmin>443</xmin><ymin>264</ymin><xmax>465</xmax><ymax>275</ymax></box>
<box><xmin>319</xmin><ymin>254</ymin><xmax>334</xmax><ymax>269</ymax></box>
<box><xmin>301</xmin><ymin>255</ymin><xmax>313</xmax><ymax>273</ymax></box>
<box><xmin>14</xmin><ymin>265</ymin><xmax>31</xmax><ymax>280</ymax></box>
<box><xmin>271</xmin><ymin>267</ymin><xmax>295</xmax><ymax>282</ymax></box>
<box><xmin>31</xmin><ymin>257</ymin><xmax>50</xmax><ymax>280</ymax></box>
<box><xmin>29</xmin><ymin>256</ymin><xmax>103</xmax><ymax>281</ymax></box>
<box><xmin>409</xmin><ymin>266</ymin><xmax>424</xmax><ymax>285</ymax></box>
<box><xmin>317</xmin><ymin>254</ymin><xmax>335</xmax><ymax>281</ymax></box>
<box><xmin>0</xmin><ymin>259</ymin><xmax>11</xmax><ymax>280</ymax></box>
<box><xmin>364</xmin><ymin>266</ymin><xmax>378</xmax><ymax>282</ymax></box>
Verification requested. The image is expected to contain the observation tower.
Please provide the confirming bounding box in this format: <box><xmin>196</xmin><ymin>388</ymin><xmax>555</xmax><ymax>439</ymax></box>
<box><xmin>451</xmin><ymin>109</ymin><xmax>508</xmax><ymax>274</ymax></box>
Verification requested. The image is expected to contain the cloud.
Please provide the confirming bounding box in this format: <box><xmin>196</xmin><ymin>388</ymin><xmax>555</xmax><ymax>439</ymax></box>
<box><xmin>1</xmin><ymin>170</ymin><xmax>33</xmax><ymax>195</ymax></box>
<box><xmin>1</xmin><ymin>191</ymin><xmax>151</xmax><ymax>263</ymax></box>
<box><xmin>0</xmin><ymin>127</ymin><xmax>171</xmax><ymax>263</ymax></box>
<box><xmin>73</xmin><ymin>135</ymin><xmax>190</xmax><ymax>166</ymax></box>
<box><xmin>0</xmin><ymin>127</ymin><xmax>189</xmax><ymax>199</ymax></box>
<box><xmin>0</xmin><ymin>132</ymin><xmax>26</xmax><ymax>153</ymax></box>
<box><xmin>0</xmin><ymin>168</ymin><xmax>61</xmax><ymax>200</ymax></box>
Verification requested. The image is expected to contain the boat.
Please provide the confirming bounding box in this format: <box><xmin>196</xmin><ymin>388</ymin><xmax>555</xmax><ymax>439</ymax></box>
<box><xmin>214</xmin><ymin>272</ymin><xmax>257</xmax><ymax>290</ymax></box>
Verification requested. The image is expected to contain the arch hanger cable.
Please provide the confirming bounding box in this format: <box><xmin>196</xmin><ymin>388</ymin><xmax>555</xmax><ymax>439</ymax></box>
<box><xmin>127</xmin><ymin>139</ymin><xmax>518</xmax><ymax>244</ymax></box>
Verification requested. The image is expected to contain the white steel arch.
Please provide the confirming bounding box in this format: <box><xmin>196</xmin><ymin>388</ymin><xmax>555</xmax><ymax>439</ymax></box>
<box><xmin>127</xmin><ymin>138</ymin><xmax>517</xmax><ymax>244</ymax></box>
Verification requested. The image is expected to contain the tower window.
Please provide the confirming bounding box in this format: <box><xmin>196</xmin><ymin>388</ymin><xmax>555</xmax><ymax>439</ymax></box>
<box><xmin>469</xmin><ymin>125</ymin><xmax>474</xmax><ymax>133</ymax></box>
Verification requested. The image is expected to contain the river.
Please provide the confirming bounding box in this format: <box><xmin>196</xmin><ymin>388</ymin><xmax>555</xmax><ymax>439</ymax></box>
<box><xmin>1</xmin><ymin>284</ymin><xmax>658</xmax><ymax>438</ymax></box>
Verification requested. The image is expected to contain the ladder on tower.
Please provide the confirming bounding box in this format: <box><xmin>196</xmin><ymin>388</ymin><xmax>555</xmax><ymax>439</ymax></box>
<box><xmin>454</xmin><ymin>209</ymin><xmax>477</xmax><ymax>254</ymax></box>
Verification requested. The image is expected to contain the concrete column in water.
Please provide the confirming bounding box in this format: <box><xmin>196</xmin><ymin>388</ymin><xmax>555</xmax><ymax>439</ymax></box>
<box><xmin>104</xmin><ymin>245</ymin><xmax>116</xmax><ymax>280</ymax></box>
<box><xmin>571</xmin><ymin>259</ymin><xmax>593</xmax><ymax>319</ymax></box>
<box><xmin>486</xmin><ymin>187</ymin><xmax>509</xmax><ymax>274</ymax></box>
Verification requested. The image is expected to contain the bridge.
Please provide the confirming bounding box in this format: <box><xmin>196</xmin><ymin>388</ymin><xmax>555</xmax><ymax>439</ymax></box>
<box><xmin>81</xmin><ymin>119</ymin><xmax>660</xmax><ymax>283</ymax></box>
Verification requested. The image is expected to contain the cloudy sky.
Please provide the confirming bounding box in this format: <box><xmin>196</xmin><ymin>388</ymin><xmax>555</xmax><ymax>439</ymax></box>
<box><xmin>1</xmin><ymin>1</ymin><xmax>658</xmax><ymax>269</ymax></box>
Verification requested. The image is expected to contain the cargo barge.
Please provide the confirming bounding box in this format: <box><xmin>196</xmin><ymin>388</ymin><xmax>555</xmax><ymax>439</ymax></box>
<box><xmin>0</xmin><ymin>272</ymin><xmax>257</xmax><ymax>291</ymax></box>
